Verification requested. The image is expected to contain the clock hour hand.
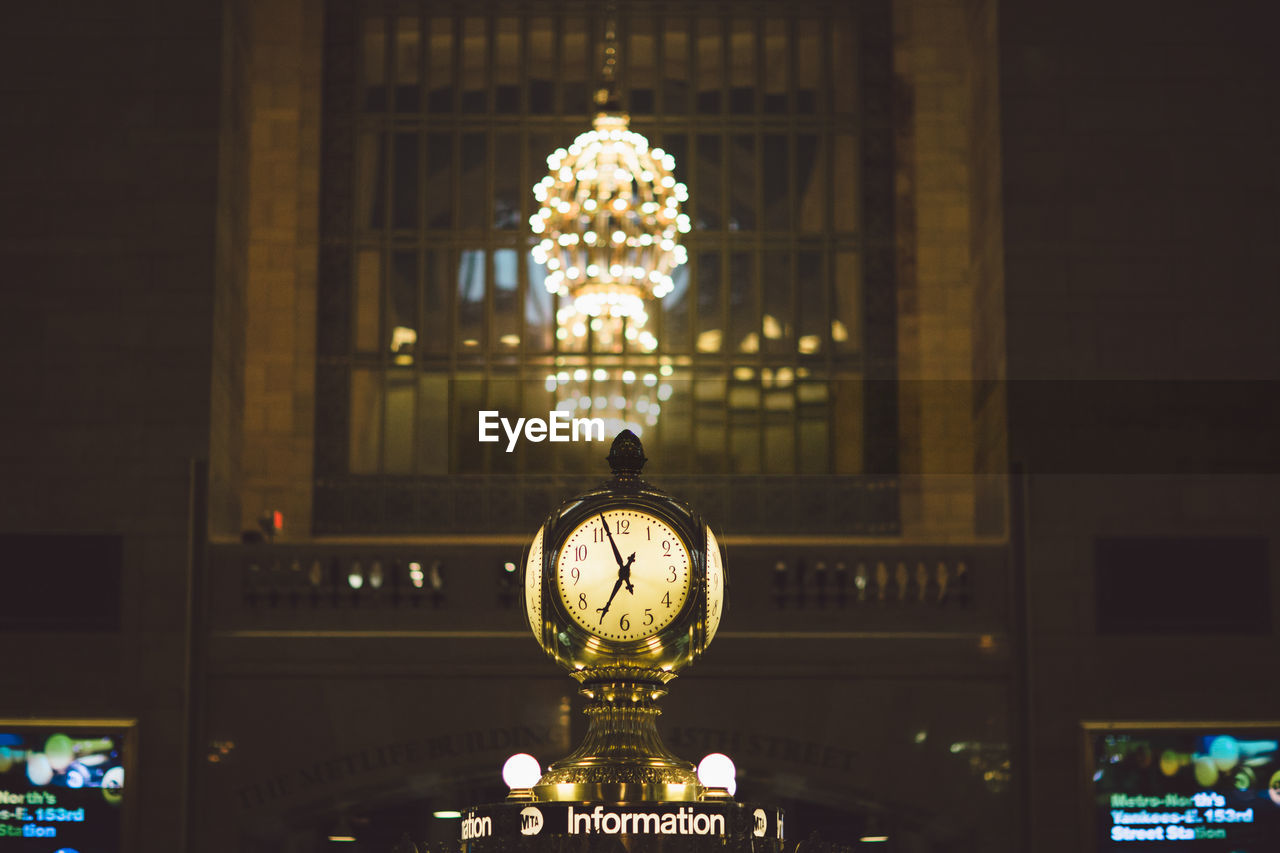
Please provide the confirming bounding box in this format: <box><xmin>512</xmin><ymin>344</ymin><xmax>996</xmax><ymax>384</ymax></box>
<box><xmin>620</xmin><ymin>552</ymin><xmax>635</xmax><ymax>594</ymax></box>
<box><xmin>596</xmin><ymin>553</ymin><xmax>638</xmax><ymax>622</ymax></box>
<box><xmin>596</xmin><ymin>577</ymin><xmax>625</xmax><ymax>623</ymax></box>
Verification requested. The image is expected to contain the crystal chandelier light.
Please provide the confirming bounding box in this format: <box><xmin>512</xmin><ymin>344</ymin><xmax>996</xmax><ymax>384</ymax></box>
<box><xmin>529</xmin><ymin>8</ymin><xmax>689</xmax><ymax>339</ymax></box>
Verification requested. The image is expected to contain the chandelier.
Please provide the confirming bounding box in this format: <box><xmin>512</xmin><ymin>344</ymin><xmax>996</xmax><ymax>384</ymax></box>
<box><xmin>529</xmin><ymin>10</ymin><xmax>689</xmax><ymax>338</ymax></box>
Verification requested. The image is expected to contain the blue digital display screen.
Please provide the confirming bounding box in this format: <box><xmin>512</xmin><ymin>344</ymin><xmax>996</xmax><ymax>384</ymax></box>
<box><xmin>0</xmin><ymin>728</ymin><xmax>125</xmax><ymax>852</ymax></box>
<box><xmin>1092</xmin><ymin>728</ymin><xmax>1280</xmax><ymax>851</ymax></box>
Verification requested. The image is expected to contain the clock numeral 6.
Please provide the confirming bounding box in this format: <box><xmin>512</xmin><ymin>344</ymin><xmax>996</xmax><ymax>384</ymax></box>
<box><xmin>644</xmin><ymin>608</ymin><xmax>654</xmax><ymax>626</ymax></box>
<box><xmin>619</xmin><ymin>613</ymin><xmax>630</xmax><ymax>631</ymax></box>
<box><xmin>578</xmin><ymin>593</ymin><xmax>588</xmax><ymax>610</ymax></box>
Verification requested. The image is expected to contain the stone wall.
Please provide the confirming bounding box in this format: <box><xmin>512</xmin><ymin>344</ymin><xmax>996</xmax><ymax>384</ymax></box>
<box><xmin>1000</xmin><ymin>3</ymin><xmax>1280</xmax><ymax>849</ymax></box>
<box><xmin>0</xmin><ymin>1</ymin><xmax>228</xmax><ymax>849</ymax></box>
<box><xmin>239</xmin><ymin>0</ymin><xmax>324</xmax><ymax>540</ymax></box>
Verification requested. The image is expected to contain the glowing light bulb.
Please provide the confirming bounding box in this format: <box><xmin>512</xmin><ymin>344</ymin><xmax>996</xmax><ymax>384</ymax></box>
<box><xmin>697</xmin><ymin>753</ymin><xmax>736</xmax><ymax>795</ymax></box>
<box><xmin>503</xmin><ymin>753</ymin><xmax>542</xmax><ymax>790</ymax></box>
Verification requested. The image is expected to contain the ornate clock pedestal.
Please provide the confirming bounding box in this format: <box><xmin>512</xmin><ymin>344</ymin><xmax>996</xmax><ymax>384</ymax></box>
<box><xmin>431</xmin><ymin>432</ymin><xmax>787</xmax><ymax>853</ymax></box>
<box><xmin>536</xmin><ymin>681</ymin><xmax>698</xmax><ymax>802</ymax></box>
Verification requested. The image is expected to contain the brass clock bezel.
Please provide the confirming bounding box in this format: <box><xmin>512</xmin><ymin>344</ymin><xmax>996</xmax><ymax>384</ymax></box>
<box><xmin>552</xmin><ymin>502</ymin><xmax>696</xmax><ymax>645</ymax></box>
<box><xmin>522</xmin><ymin>489</ymin><xmax>713</xmax><ymax>680</ymax></box>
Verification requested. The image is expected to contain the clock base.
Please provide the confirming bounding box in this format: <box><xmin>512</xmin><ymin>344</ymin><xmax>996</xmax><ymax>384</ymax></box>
<box><xmin>535</xmin><ymin>680</ymin><xmax>699</xmax><ymax>799</ymax></box>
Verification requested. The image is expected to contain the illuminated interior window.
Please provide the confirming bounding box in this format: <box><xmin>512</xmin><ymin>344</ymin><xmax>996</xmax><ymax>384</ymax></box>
<box><xmin>315</xmin><ymin>1</ymin><xmax>899</xmax><ymax>533</ymax></box>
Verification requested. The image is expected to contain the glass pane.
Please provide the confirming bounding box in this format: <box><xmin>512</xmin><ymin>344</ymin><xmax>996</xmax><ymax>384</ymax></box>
<box><xmin>453</xmin><ymin>371</ymin><xmax>485</xmax><ymax>472</ymax></box>
<box><xmin>695</xmin><ymin>252</ymin><xmax>721</xmax><ymax>353</ymax></box>
<box><xmin>796</xmin><ymin>19</ymin><xmax>820</xmax><ymax>114</ymax></box>
<box><xmin>457</xmin><ymin>249</ymin><xmax>486</xmax><ymax>352</ymax></box>
<box><xmin>394</xmin><ymin>16</ymin><xmax>420</xmax><ymax>112</ymax></box>
<box><xmin>427</xmin><ymin>17</ymin><xmax>454</xmax><ymax>113</ymax></box>
<box><xmin>762</xmin><ymin>251</ymin><xmax>792</xmax><ymax>355</ymax></box>
<box><xmin>494</xmin><ymin>133</ymin><xmax>520</xmax><ymax>229</ymax></box>
<box><xmin>528</xmin><ymin>17</ymin><xmax>554</xmax><ymax>113</ymax></box>
<box><xmin>562</xmin><ymin>17</ymin><xmax>588</xmax><ymax>114</ymax></box>
<box><xmin>362</xmin><ymin>16</ymin><xmax>386</xmax><ymax>111</ymax></box>
<box><xmin>493</xmin><ymin>249</ymin><xmax>520</xmax><ymax>352</ymax></box>
<box><xmin>354</xmin><ymin>249</ymin><xmax>381</xmax><ymax>353</ymax></box>
<box><xmin>392</xmin><ymin>132</ymin><xmax>419</xmax><ymax>229</ymax></box>
<box><xmin>834</xmin><ymin>251</ymin><xmax>861</xmax><ymax>355</ymax></box>
<box><xmin>762</xmin><ymin>133</ymin><xmax>789</xmax><ymax>230</ymax></box>
<box><xmin>833</xmin><ymin>133</ymin><xmax>858</xmax><ymax>232</ymax></box>
<box><xmin>489</xmin><ymin>375</ymin><xmax>519</xmax><ymax>473</ymax></box>
<box><xmin>389</xmin><ymin>251</ymin><xmax>417</xmax><ymax>360</ymax></box>
<box><xmin>796</xmin><ymin>133</ymin><xmax>826</xmax><ymax>232</ymax></box>
<box><xmin>728</xmin><ymin>378</ymin><xmax>760</xmax><ymax>474</ymax></box>
<box><xmin>423</xmin><ymin>249</ymin><xmax>449</xmax><ymax>354</ymax></box>
<box><xmin>654</xmin><ymin>375</ymin><xmax>692</xmax><ymax>470</ymax></box>
<box><xmin>426</xmin><ymin>133</ymin><xmax>453</xmax><ymax>227</ymax></box>
<box><xmin>729</xmin><ymin>18</ymin><xmax>754</xmax><ymax>113</ymax></box>
<box><xmin>525</xmin><ymin>250</ymin><xmax>554</xmax><ymax>353</ymax></box>
<box><xmin>384</xmin><ymin>367</ymin><xmax>414</xmax><ymax>474</ymax></box>
<box><xmin>763</xmin><ymin>18</ymin><xmax>788</xmax><ymax>113</ymax></box>
<box><xmin>695</xmin><ymin>18</ymin><xmax>721</xmax><ymax>113</ymax></box>
<box><xmin>694</xmin><ymin>134</ymin><xmax>721</xmax><ymax>229</ymax></box>
<box><xmin>495</xmin><ymin>17</ymin><xmax>520</xmax><ymax>112</ymax></box>
<box><xmin>461</xmin><ymin>17</ymin><xmax>486</xmax><ymax>113</ymax></box>
<box><xmin>357</xmin><ymin>131</ymin><xmax>386</xmax><ymax>230</ymax></box>
<box><xmin>459</xmin><ymin>132</ymin><xmax>487</xmax><ymax>229</ymax></box>
<box><xmin>832</xmin><ymin>379</ymin><xmax>862</xmax><ymax>474</ymax></box>
<box><xmin>694</xmin><ymin>376</ymin><xmax>726</xmax><ymax>473</ymax></box>
<box><xmin>417</xmin><ymin>373</ymin><xmax>449</xmax><ymax>473</ymax></box>
<box><xmin>660</xmin><ymin>263</ymin><xmax>691</xmax><ymax>354</ymax></box>
<box><xmin>763</xmin><ymin>388</ymin><xmax>795</xmax><ymax>474</ymax></box>
<box><xmin>729</xmin><ymin>134</ymin><xmax>756</xmax><ymax>231</ymax></box>
<box><xmin>627</xmin><ymin>14</ymin><xmax>654</xmax><ymax>113</ymax></box>
<box><xmin>349</xmin><ymin>368</ymin><xmax>382</xmax><ymax>474</ymax></box>
<box><xmin>729</xmin><ymin>252</ymin><xmax>755</xmax><ymax>353</ymax></box>
<box><xmin>797</xmin><ymin>251</ymin><xmax>826</xmax><ymax>356</ymax></box>
<box><xmin>798</xmin><ymin>380</ymin><xmax>830</xmax><ymax>474</ymax></box>
<box><xmin>662</xmin><ymin>18</ymin><xmax>689</xmax><ymax>112</ymax></box>
<box><xmin>833</xmin><ymin>20</ymin><xmax>857</xmax><ymax>114</ymax></box>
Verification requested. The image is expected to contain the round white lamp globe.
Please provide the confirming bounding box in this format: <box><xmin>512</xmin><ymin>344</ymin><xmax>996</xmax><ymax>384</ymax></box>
<box><xmin>697</xmin><ymin>752</ymin><xmax>737</xmax><ymax>796</ymax></box>
<box><xmin>502</xmin><ymin>753</ymin><xmax>542</xmax><ymax>790</ymax></box>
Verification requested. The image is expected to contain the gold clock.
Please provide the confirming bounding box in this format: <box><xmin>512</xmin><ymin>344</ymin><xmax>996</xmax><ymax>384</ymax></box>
<box><xmin>521</xmin><ymin>430</ymin><xmax>727</xmax><ymax>800</ymax></box>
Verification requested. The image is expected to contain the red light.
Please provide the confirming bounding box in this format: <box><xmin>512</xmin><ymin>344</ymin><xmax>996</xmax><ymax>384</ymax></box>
<box><xmin>272</xmin><ymin>511</ymin><xmax>284</xmax><ymax>531</ymax></box>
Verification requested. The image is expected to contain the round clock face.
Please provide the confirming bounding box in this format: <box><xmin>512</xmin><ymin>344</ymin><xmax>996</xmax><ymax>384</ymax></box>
<box><xmin>555</xmin><ymin>508</ymin><xmax>692</xmax><ymax>642</ymax></box>
<box><xmin>524</xmin><ymin>524</ymin><xmax>544</xmax><ymax>633</ymax></box>
<box><xmin>705</xmin><ymin>526</ymin><xmax>724</xmax><ymax>642</ymax></box>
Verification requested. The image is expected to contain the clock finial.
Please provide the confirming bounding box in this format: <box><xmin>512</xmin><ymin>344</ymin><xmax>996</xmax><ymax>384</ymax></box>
<box><xmin>607</xmin><ymin>429</ymin><xmax>647</xmax><ymax>482</ymax></box>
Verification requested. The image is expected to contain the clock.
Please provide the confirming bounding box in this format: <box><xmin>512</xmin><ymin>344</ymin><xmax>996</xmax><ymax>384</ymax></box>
<box><xmin>555</xmin><ymin>508</ymin><xmax>692</xmax><ymax>642</ymax></box>
<box><xmin>523</xmin><ymin>524</ymin><xmax>543</xmax><ymax>635</ymax></box>
<box><xmin>521</xmin><ymin>430</ymin><xmax>727</xmax><ymax>799</ymax></box>
<box><xmin>523</xmin><ymin>430</ymin><xmax>722</xmax><ymax>682</ymax></box>
<box><xmin>705</xmin><ymin>525</ymin><xmax>724</xmax><ymax>643</ymax></box>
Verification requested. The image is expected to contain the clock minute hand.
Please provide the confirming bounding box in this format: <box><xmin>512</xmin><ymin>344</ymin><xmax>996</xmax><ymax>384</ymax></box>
<box><xmin>600</xmin><ymin>512</ymin><xmax>626</xmax><ymax>570</ymax></box>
